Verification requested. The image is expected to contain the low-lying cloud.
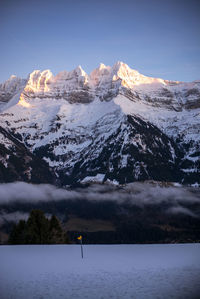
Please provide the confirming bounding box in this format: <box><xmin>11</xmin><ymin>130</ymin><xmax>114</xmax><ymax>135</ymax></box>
<box><xmin>0</xmin><ymin>181</ymin><xmax>199</xmax><ymax>219</ymax></box>
<box><xmin>166</xmin><ymin>206</ymin><xmax>198</xmax><ymax>218</ymax></box>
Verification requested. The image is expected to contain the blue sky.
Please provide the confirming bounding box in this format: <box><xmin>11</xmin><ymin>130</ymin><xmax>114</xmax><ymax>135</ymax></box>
<box><xmin>0</xmin><ymin>0</ymin><xmax>199</xmax><ymax>83</ymax></box>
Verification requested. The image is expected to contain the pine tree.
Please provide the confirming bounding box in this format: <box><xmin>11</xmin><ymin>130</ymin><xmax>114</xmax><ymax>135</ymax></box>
<box><xmin>26</xmin><ymin>210</ymin><xmax>50</xmax><ymax>244</ymax></box>
<box><xmin>9</xmin><ymin>220</ymin><xmax>26</xmax><ymax>244</ymax></box>
<box><xmin>49</xmin><ymin>215</ymin><xmax>69</xmax><ymax>244</ymax></box>
<box><xmin>9</xmin><ymin>210</ymin><xmax>70</xmax><ymax>244</ymax></box>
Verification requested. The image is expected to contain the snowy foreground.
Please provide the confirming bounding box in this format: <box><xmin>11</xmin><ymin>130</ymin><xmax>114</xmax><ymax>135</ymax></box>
<box><xmin>0</xmin><ymin>244</ymin><xmax>200</xmax><ymax>299</ymax></box>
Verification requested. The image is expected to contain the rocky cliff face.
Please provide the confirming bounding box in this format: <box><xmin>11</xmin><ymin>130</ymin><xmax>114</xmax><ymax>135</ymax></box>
<box><xmin>0</xmin><ymin>126</ymin><xmax>55</xmax><ymax>184</ymax></box>
<box><xmin>0</xmin><ymin>62</ymin><xmax>199</xmax><ymax>185</ymax></box>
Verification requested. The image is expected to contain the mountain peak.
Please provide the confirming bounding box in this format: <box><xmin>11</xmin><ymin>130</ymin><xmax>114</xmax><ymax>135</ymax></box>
<box><xmin>112</xmin><ymin>61</ymin><xmax>134</xmax><ymax>73</ymax></box>
<box><xmin>113</xmin><ymin>61</ymin><xmax>128</xmax><ymax>68</ymax></box>
<box><xmin>25</xmin><ymin>69</ymin><xmax>53</xmax><ymax>92</ymax></box>
<box><xmin>10</xmin><ymin>75</ymin><xmax>17</xmax><ymax>79</ymax></box>
<box><xmin>74</xmin><ymin>65</ymin><xmax>86</xmax><ymax>76</ymax></box>
<box><xmin>0</xmin><ymin>75</ymin><xmax>25</xmax><ymax>93</ymax></box>
<box><xmin>1</xmin><ymin>75</ymin><xmax>23</xmax><ymax>85</ymax></box>
<box><xmin>99</xmin><ymin>63</ymin><xmax>106</xmax><ymax>70</ymax></box>
<box><xmin>112</xmin><ymin>61</ymin><xmax>139</xmax><ymax>77</ymax></box>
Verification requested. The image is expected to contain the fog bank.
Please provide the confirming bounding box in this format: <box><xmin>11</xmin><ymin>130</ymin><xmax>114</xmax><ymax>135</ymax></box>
<box><xmin>0</xmin><ymin>182</ymin><xmax>199</xmax><ymax>220</ymax></box>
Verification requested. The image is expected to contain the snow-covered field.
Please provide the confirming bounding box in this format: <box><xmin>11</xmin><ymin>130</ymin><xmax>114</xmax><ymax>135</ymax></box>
<box><xmin>0</xmin><ymin>244</ymin><xmax>200</xmax><ymax>299</ymax></box>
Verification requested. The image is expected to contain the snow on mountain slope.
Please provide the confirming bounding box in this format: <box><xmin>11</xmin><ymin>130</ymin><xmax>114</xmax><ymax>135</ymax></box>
<box><xmin>0</xmin><ymin>76</ymin><xmax>26</xmax><ymax>111</ymax></box>
<box><xmin>0</xmin><ymin>126</ymin><xmax>55</xmax><ymax>184</ymax></box>
<box><xmin>0</xmin><ymin>62</ymin><xmax>199</xmax><ymax>185</ymax></box>
<box><xmin>114</xmin><ymin>95</ymin><xmax>200</xmax><ymax>145</ymax></box>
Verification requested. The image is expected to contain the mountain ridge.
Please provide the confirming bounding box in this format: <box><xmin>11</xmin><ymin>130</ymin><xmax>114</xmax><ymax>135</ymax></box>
<box><xmin>0</xmin><ymin>62</ymin><xmax>199</xmax><ymax>186</ymax></box>
<box><xmin>1</xmin><ymin>61</ymin><xmax>200</xmax><ymax>110</ymax></box>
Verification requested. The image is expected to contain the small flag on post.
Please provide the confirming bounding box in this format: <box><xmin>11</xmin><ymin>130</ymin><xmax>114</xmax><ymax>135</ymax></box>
<box><xmin>77</xmin><ymin>235</ymin><xmax>83</xmax><ymax>259</ymax></box>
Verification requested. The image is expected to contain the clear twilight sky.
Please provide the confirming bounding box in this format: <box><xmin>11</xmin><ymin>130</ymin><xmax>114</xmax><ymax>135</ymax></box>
<box><xmin>0</xmin><ymin>0</ymin><xmax>200</xmax><ymax>83</ymax></box>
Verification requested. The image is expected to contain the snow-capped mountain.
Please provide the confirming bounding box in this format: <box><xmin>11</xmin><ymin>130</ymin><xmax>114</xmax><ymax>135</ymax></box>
<box><xmin>0</xmin><ymin>62</ymin><xmax>199</xmax><ymax>185</ymax></box>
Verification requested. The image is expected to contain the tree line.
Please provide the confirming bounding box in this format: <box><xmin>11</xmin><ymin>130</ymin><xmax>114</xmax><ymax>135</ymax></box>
<box><xmin>9</xmin><ymin>210</ymin><xmax>70</xmax><ymax>244</ymax></box>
